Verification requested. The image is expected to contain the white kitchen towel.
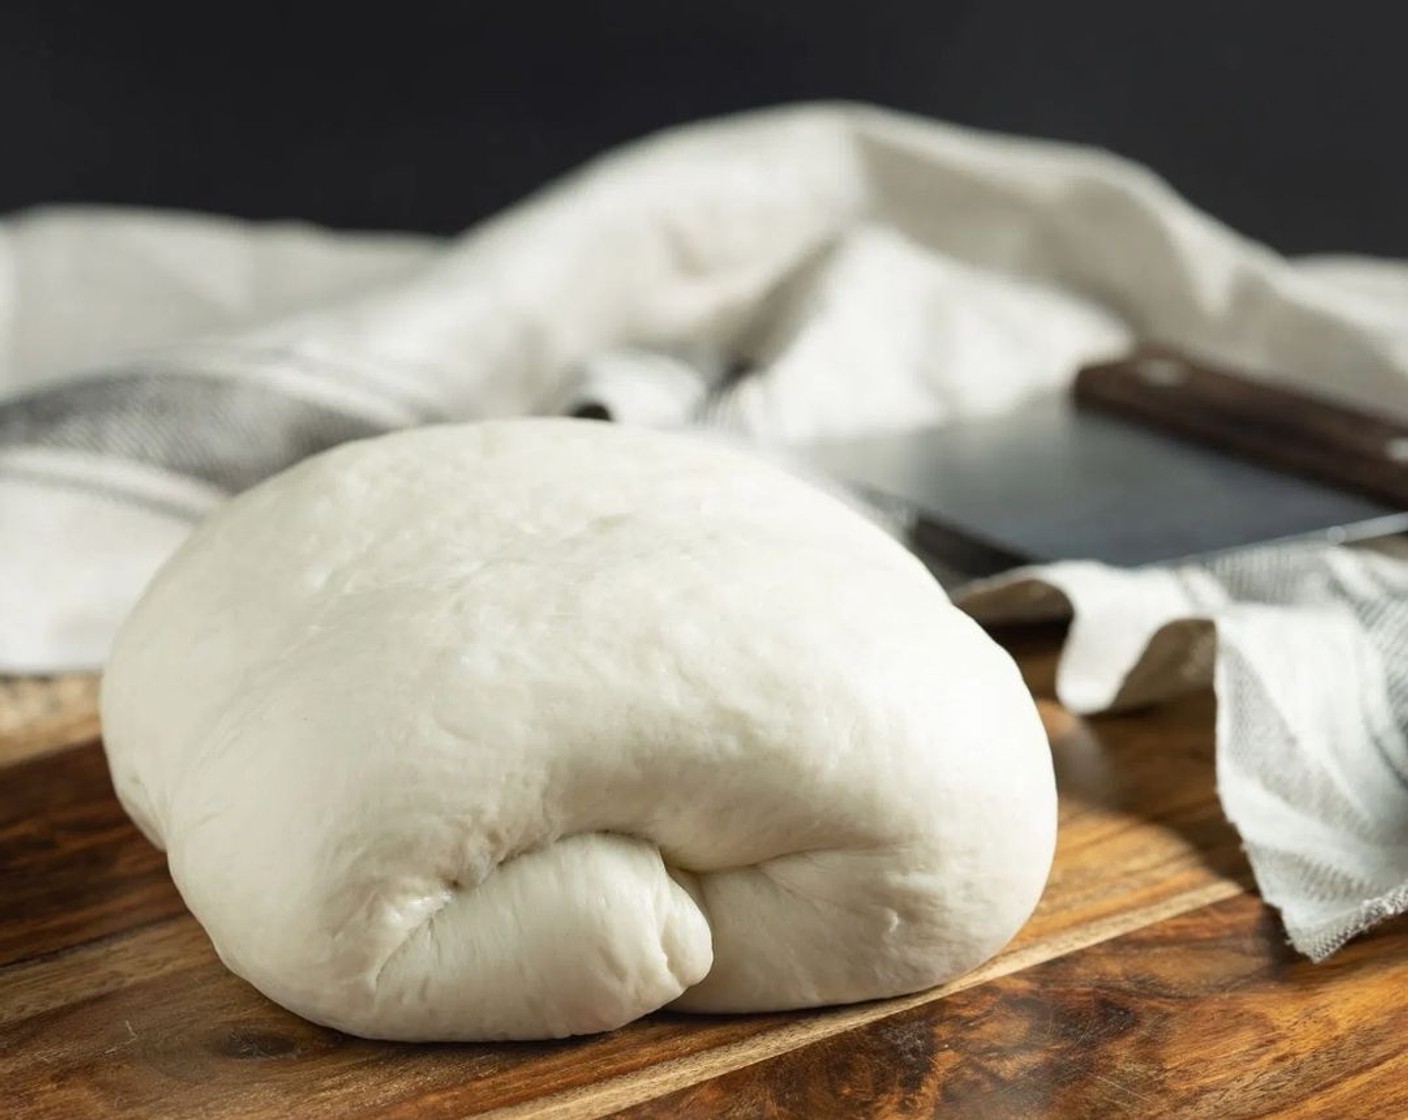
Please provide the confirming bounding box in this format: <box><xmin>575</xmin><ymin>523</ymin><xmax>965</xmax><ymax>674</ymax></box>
<box><xmin>957</xmin><ymin>541</ymin><xmax>1408</xmax><ymax>959</ymax></box>
<box><xmin>3</xmin><ymin>102</ymin><xmax>1406</xmax><ymax>956</ymax></box>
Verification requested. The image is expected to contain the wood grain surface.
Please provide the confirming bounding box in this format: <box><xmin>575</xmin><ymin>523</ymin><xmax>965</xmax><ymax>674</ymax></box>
<box><xmin>1</xmin><ymin>628</ymin><xmax>1401</xmax><ymax>1118</ymax></box>
<box><xmin>0</xmin><ymin>672</ymin><xmax>100</xmax><ymax>768</ymax></box>
<box><xmin>613</xmin><ymin>895</ymin><xmax>1408</xmax><ymax>1120</ymax></box>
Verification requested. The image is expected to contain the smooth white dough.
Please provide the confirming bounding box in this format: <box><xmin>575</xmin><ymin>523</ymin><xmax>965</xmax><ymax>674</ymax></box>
<box><xmin>100</xmin><ymin>419</ymin><xmax>1057</xmax><ymax>1041</ymax></box>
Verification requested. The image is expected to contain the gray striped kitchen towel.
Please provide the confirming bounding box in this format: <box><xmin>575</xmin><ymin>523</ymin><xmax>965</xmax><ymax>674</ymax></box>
<box><xmin>3</xmin><ymin>103</ymin><xmax>1407</xmax><ymax>958</ymax></box>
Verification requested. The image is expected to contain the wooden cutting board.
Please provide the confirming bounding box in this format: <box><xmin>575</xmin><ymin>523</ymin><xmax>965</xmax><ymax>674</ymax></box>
<box><xmin>3</xmin><ymin>629</ymin><xmax>1407</xmax><ymax>1119</ymax></box>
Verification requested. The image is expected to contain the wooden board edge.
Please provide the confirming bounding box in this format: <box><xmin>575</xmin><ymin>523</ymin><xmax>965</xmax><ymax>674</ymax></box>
<box><xmin>481</xmin><ymin>878</ymin><xmax>1246</xmax><ymax>1120</ymax></box>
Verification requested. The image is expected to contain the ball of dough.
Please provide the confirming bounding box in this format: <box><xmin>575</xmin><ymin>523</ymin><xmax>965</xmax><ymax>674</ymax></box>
<box><xmin>101</xmin><ymin>419</ymin><xmax>1056</xmax><ymax>1041</ymax></box>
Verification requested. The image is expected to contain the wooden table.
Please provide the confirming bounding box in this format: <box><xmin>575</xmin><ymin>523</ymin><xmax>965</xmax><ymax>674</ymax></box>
<box><xmin>4</xmin><ymin>628</ymin><xmax>1406</xmax><ymax>1119</ymax></box>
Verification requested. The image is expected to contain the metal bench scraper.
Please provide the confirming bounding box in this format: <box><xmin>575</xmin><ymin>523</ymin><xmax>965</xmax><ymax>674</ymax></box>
<box><xmin>803</xmin><ymin>348</ymin><xmax>1408</xmax><ymax>576</ymax></box>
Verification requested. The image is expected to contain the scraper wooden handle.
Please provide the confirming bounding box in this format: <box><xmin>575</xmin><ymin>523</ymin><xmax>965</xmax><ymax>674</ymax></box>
<box><xmin>1074</xmin><ymin>348</ymin><xmax>1408</xmax><ymax>509</ymax></box>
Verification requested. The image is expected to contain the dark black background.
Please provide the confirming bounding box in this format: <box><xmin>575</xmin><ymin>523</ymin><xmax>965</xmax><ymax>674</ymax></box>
<box><xmin>4</xmin><ymin>2</ymin><xmax>1405</xmax><ymax>256</ymax></box>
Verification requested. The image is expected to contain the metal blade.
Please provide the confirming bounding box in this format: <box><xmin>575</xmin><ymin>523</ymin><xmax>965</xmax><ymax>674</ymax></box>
<box><xmin>803</xmin><ymin>394</ymin><xmax>1408</xmax><ymax>571</ymax></box>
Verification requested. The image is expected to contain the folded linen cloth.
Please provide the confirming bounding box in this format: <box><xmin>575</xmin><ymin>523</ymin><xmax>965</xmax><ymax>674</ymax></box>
<box><xmin>958</xmin><ymin>541</ymin><xmax>1408</xmax><ymax>959</ymax></box>
<box><xmin>3</xmin><ymin>102</ymin><xmax>1406</xmax><ymax>958</ymax></box>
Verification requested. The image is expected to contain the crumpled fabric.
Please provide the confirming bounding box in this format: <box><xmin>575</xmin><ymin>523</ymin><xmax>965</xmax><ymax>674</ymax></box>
<box><xmin>3</xmin><ymin>101</ymin><xmax>1406</xmax><ymax>956</ymax></box>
